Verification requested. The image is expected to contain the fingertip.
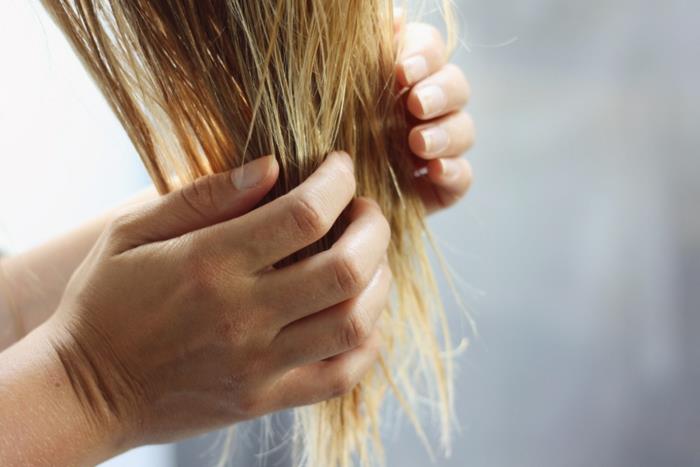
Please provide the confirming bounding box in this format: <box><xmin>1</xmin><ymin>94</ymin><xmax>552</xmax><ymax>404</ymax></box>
<box><xmin>327</xmin><ymin>150</ymin><xmax>354</xmax><ymax>172</ymax></box>
<box><xmin>231</xmin><ymin>154</ymin><xmax>279</xmax><ymax>190</ymax></box>
<box><xmin>262</xmin><ymin>153</ymin><xmax>278</xmax><ymax>165</ymax></box>
<box><xmin>344</xmin><ymin>197</ymin><xmax>380</xmax><ymax>230</ymax></box>
<box><xmin>260</xmin><ymin>154</ymin><xmax>280</xmax><ymax>181</ymax></box>
<box><xmin>266</xmin><ymin>154</ymin><xmax>280</xmax><ymax>180</ymax></box>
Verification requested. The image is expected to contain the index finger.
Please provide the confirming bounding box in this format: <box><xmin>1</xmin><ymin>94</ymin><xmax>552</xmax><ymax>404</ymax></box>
<box><xmin>213</xmin><ymin>151</ymin><xmax>357</xmax><ymax>272</ymax></box>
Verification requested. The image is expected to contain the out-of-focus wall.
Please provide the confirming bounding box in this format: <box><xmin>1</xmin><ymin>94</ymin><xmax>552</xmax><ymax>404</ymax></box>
<box><xmin>387</xmin><ymin>0</ymin><xmax>700</xmax><ymax>466</ymax></box>
<box><xmin>0</xmin><ymin>0</ymin><xmax>150</xmax><ymax>251</ymax></box>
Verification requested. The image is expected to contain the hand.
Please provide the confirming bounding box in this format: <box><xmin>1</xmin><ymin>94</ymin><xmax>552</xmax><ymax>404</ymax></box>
<box><xmin>395</xmin><ymin>21</ymin><xmax>475</xmax><ymax>213</ymax></box>
<box><xmin>44</xmin><ymin>152</ymin><xmax>392</xmax><ymax>455</ymax></box>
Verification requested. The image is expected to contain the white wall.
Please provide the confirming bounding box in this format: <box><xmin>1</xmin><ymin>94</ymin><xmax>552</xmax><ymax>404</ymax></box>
<box><xmin>0</xmin><ymin>1</ymin><xmax>173</xmax><ymax>465</ymax></box>
<box><xmin>0</xmin><ymin>0</ymin><xmax>150</xmax><ymax>252</ymax></box>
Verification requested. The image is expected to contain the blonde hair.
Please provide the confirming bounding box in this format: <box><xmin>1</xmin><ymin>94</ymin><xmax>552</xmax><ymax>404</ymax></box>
<box><xmin>41</xmin><ymin>1</ymin><xmax>460</xmax><ymax>465</ymax></box>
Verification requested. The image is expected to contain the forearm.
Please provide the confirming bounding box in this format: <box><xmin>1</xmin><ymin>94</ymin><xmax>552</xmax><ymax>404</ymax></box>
<box><xmin>1</xmin><ymin>217</ymin><xmax>110</xmax><ymax>344</ymax></box>
<box><xmin>0</xmin><ymin>323</ymin><xmax>120</xmax><ymax>466</ymax></box>
<box><xmin>0</xmin><ymin>186</ymin><xmax>157</xmax><ymax>349</ymax></box>
<box><xmin>0</xmin><ymin>259</ymin><xmax>22</xmax><ymax>349</ymax></box>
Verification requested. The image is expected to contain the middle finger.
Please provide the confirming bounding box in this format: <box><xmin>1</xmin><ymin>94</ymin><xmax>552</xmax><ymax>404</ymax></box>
<box><xmin>253</xmin><ymin>197</ymin><xmax>391</xmax><ymax>328</ymax></box>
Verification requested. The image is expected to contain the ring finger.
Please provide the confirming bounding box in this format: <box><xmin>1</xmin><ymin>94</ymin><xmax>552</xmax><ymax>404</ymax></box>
<box><xmin>271</xmin><ymin>258</ymin><xmax>391</xmax><ymax>368</ymax></box>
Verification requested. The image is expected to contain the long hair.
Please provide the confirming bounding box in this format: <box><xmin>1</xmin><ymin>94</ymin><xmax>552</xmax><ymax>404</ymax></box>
<box><xmin>41</xmin><ymin>1</ymin><xmax>459</xmax><ymax>465</ymax></box>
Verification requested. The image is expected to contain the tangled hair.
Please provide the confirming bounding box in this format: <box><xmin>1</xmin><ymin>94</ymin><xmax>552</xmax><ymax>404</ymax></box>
<box><xmin>42</xmin><ymin>1</ymin><xmax>460</xmax><ymax>465</ymax></box>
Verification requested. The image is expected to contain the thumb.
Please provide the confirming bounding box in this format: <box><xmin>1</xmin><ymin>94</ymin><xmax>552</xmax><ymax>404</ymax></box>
<box><xmin>111</xmin><ymin>155</ymin><xmax>279</xmax><ymax>250</ymax></box>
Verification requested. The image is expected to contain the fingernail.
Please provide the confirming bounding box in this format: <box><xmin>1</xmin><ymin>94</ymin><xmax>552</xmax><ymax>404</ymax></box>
<box><xmin>402</xmin><ymin>55</ymin><xmax>428</xmax><ymax>84</ymax></box>
<box><xmin>232</xmin><ymin>155</ymin><xmax>273</xmax><ymax>190</ymax></box>
<box><xmin>415</xmin><ymin>85</ymin><xmax>447</xmax><ymax>117</ymax></box>
<box><xmin>420</xmin><ymin>126</ymin><xmax>450</xmax><ymax>155</ymax></box>
<box><xmin>438</xmin><ymin>158</ymin><xmax>461</xmax><ymax>180</ymax></box>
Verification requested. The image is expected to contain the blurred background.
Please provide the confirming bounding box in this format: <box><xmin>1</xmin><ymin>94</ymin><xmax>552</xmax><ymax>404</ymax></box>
<box><xmin>1</xmin><ymin>0</ymin><xmax>698</xmax><ymax>466</ymax></box>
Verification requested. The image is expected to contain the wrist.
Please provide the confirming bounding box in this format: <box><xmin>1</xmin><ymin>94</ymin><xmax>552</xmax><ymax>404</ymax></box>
<box><xmin>0</xmin><ymin>256</ymin><xmax>24</xmax><ymax>349</ymax></box>
<box><xmin>43</xmin><ymin>316</ymin><xmax>136</xmax><ymax>457</ymax></box>
<box><xmin>0</xmin><ymin>321</ymin><xmax>123</xmax><ymax>466</ymax></box>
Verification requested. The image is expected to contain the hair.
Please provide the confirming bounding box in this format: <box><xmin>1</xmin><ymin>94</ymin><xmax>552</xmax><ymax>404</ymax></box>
<box><xmin>41</xmin><ymin>1</ymin><xmax>460</xmax><ymax>465</ymax></box>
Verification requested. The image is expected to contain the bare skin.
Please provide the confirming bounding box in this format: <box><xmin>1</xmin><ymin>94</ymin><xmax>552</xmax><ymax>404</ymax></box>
<box><xmin>0</xmin><ymin>22</ymin><xmax>474</xmax><ymax>466</ymax></box>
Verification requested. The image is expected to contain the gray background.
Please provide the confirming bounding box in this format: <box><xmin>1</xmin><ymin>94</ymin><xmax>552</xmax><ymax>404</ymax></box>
<box><xmin>393</xmin><ymin>1</ymin><xmax>699</xmax><ymax>466</ymax></box>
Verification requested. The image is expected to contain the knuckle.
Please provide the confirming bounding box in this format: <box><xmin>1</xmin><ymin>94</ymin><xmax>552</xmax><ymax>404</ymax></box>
<box><xmin>463</xmin><ymin>111</ymin><xmax>475</xmax><ymax>128</ymax></box>
<box><xmin>444</xmin><ymin>62</ymin><xmax>464</xmax><ymax>76</ymax></box>
<box><xmin>427</xmin><ymin>24</ymin><xmax>444</xmax><ymax>44</ymax></box>
<box><xmin>332</xmin><ymin>249</ymin><xmax>369</xmax><ymax>296</ymax></box>
<box><xmin>442</xmin><ymin>63</ymin><xmax>470</xmax><ymax>95</ymax></box>
<box><xmin>179</xmin><ymin>175</ymin><xmax>219</xmax><ymax>219</ymax></box>
<box><xmin>372</xmin><ymin>211</ymin><xmax>392</xmax><ymax>247</ymax></box>
<box><xmin>453</xmin><ymin>66</ymin><xmax>472</xmax><ymax>97</ymax></box>
<box><xmin>342</xmin><ymin>310</ymin><xmax>372</xmax><ymax>349</ymax></box>
<box><xmin>108</xmin><ymin>211</ymin><xmax>137</xmax><ymax>237</ymax></box>
<box><xmin>105</xmin><ymin>211</ymin><xmax>141</xmax><ymax>251</ymax></box>
<box><xmin>289</xmin><ymin>192</ymin><xmax>328</xmax><ymax>239</ymax></box>
<box><xmin>384</xmin><ymin>261</ymin><xmax>395</xmax><ymax>285</ymax></box>
<box><xmin>465</xmin><ymin>115</ymin><xmax>476</xmax><ymax>139</ymax></box>
<box><xmin>358</xmin><ymin>197</ymin><xmax>391</xmax><ymax>236</ymax></box>
<box><xmin>329</xmin><ymin>368</ymin><xmax>358</xmax><ymax>398</ymax></box>
<box><xmin>463</xmin><ymin>159</ymin><xmax>474</xmax><ymax>185</ymax></box>
<box><xmin>456</xmin><ymin>114</ymin><xmax>476</xmax><ymax>149</ymax></box>
<box><xmin>233</xmin><ymin>389</ymin><xmax>262</xmax><ymax>418</ymax></box>
<box><xmin>416</xmin><ymin>23</ymin><xmax>443</xmax><ymax>48</ymax></box>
